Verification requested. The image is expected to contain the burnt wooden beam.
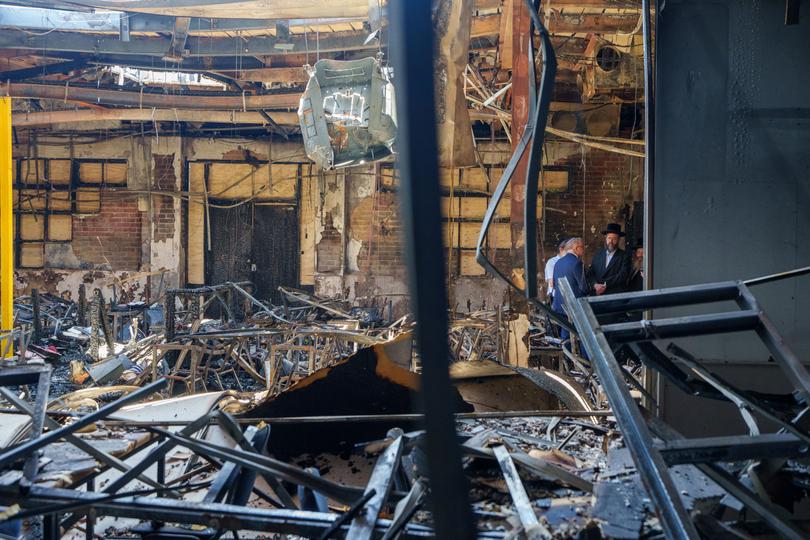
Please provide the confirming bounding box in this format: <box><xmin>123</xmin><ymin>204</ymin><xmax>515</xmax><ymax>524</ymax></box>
<box><xmin>0</xmin><ymin>28</ymin><xmax>376</xmax><ymax>57</ymax></box>
<box><xmin>0</xmin><ymin>59</ymin><xmax>88</xmax><ymax>81</ymax></box>
<box><xmin>473</xmin><ymin>11</ymin><xmax>641</xmax><ymax>38</ymax></box>
<box><xmin>1</xmin><ymin>82</ymin><xmax>300</xmax><ymax>109</ymax></box>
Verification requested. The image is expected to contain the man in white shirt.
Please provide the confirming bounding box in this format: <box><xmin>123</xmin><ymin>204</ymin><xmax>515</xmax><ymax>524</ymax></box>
<box><xmin>544</xmin><ymin>240</ymin><xmax>568</xmax><ymax>302</ymax></box>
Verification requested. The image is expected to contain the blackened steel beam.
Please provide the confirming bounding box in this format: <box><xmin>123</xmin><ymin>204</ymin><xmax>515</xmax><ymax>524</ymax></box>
<box><xmin>644</xmin><ymin>412</ymin><xmax>807</xmax><ymax>540</ymax></box>
<box><xmin>586</xmin><ymin>281</ymin><xmax>741</xmax><ymax>315</ymax></box>
<box><xmin>0</xmin><ymin>485</ymin><xmax>502</xmax><ymax>540</ymax></box>
<box><xmin>0</xmin><ymin>365</ymin><xmax>48</xmax><ymax>386</ymax></box>
<box><xmin>558</xmin><ymin>278</ymin><xmax>699</xmax><ymax>540</ymax></box>
<box><xmin>735</xmin><ymin>283</ymin><xmax>810</xmax><ymax>405</ymax></box>
<box><xmin>657</xmin><ymin>433</ymin><xmax>808</xmax><ymax>465</ymax></box>
<box><xmin>628</xmin><ymin>342</ymin><xmax>726</xmax><ymax>401</ymax></box>
<box><xmin>0</xmin><ymin>378</ymin><xmax>167</xmax><ymax>470</ymax></box>
<box><xmin>22</xmin><ymin>368</ymin><xmax>50</xmax><ymax>484</ymax></box>
<box><xmin>1</xmin><ymin>82</ymin><xmax>300</xmax><ymax>111</ymax></box>
<box><xmin>0</xmin><ymin>28</ymin><xmax>377</xmax><ymax>58</ymax></box>
<box><xmin>388</xmin><ymin>1</ymin><xmax>477</xmax><ymax>538</ymax></box>
<box><xmin>666</xmin><ymin>343</ymin><xmax>810</xmax><ymax>444</ymax></box>
<box><xmin>0</xmin><ymin>387</ymin><xmax>165</xmax><ymax>491</ymax></box>
<box><xmin>600</xmin><ymin>310</ymin><xmax>761</xmax><ymax>343</ymax></box>
<box><xmin>641</xmin><ymin>0</ymin><xmax>655</xmax><ymax>291</ymax></box>
<box><xmin>0</xmin><ymin>60</ymin><xmax>88</xmax><ymax>82</ymax></box>
<box><xmin>522</xmin><ymin>0</ymin><xmax>557</xmax><ymax>301</ymax></box>
<box><xmin>152</xmin><ymin>428</ymin><xmax>364</xmax><ymax>504</ymax></box>
<box><xmin>632</xmin><ymin>342</ymin><xmax>798</xmax><ymax>411</ymax></box>
<box><xmin>744</xmin><ymin>265</ymin><xmax>810</xmax><ymax>287</ymax></box>
<box><xmin>472</xmin><ymin>0</ymin><xmax>573</xmax><ymax>334</ymax></box>
<box><xmin>59</xmin><ymin>410</ymin><xmax>215</xmax><ymax>531</ymax></box>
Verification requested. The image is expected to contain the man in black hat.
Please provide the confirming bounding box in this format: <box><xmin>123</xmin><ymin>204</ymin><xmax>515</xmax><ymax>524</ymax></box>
<box><xmin>587</xmin><ymin>222</ymin><xmax>630</xmax><ymax>297</ymax></box>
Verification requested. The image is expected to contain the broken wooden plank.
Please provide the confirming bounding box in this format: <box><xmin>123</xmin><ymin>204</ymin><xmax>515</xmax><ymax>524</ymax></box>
<box><xmin>346</xmin><ymin>436</ymin><xmax>404</xmax><ymax>540</ymax></box>
<box><xmin>493</xmin><ymin>445</ymin><xmax>552</xmax><ymax>540</ymax></box>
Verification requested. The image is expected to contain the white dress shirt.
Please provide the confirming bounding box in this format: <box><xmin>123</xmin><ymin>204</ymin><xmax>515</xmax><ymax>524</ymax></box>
<box><xmin>544</xmin><ymin>254</ymin><xmax>561</xmax><ymax>295</ymax></box>
<box><xmin>605</xmin><ymin>249</ymin><xmax>615</xmax><ymax>268</ymax></box>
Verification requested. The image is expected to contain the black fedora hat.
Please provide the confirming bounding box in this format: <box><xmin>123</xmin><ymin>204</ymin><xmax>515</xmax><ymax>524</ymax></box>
<box><xmin>601</xmin><ymin>223</ymin><xmax>626</xmax><ymax>237</ymax></box>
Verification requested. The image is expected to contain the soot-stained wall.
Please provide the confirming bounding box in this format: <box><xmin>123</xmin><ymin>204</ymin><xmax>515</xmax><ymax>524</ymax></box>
<box><xmin>654</xmin><ymin>0</ymin><xmax>810</xmax><ymax>435</ymax></box>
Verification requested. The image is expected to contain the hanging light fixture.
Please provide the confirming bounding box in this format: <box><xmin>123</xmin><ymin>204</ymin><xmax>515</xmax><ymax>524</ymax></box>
<box><xmin>298</xmin><ymin>56</ymin><xmax>397</xmax><ymax>170</ymax></box>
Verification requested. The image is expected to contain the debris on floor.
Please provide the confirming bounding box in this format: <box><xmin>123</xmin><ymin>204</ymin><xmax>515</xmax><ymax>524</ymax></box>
<box><xmin>1</xmin><ymin>278</ymin><xmax>810</xmax><ymax>539</ymax></box>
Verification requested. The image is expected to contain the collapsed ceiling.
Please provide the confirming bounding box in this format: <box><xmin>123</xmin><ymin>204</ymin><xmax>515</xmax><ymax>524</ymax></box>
<box><xmin>0</xmin><ymin>0</ymin><xmax>647</xmax><ymax>146</ymax></box>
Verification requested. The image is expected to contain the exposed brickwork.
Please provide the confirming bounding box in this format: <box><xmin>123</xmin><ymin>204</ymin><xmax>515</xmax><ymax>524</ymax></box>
<box><xmin>72</xmin><ymin>192</ymin><xmax>142</xmax><ymax>270</ymax></box>
<box><xmin>316</xmin><ymin>214</ymin><xmax>343</xmax><ymax>273</ymax></box>
<box><xmin>352</xmin><ymin>192</ymin><xmax>406</xmax><ymax>277</ymax></box>
<box><xmin>152</xmin><ymin>154</ymin><xmax>177</xmax><ymax>242</ymax></box>
<box><xmin>542</xmin><ymin>150</ymin><xmax>643</xmax><ymax>262</ymax></box>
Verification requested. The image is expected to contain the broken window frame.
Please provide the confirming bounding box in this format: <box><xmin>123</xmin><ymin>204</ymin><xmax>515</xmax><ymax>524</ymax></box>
<box><xmin>12</xmin><ymin>158</ymin><xmax>128</xmax><ymax>269</ymax></box>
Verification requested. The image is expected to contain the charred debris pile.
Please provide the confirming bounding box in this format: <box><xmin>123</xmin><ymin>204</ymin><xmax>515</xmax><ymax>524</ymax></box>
<box><xmin>0</xmin><ymin>276</ymin><xmax>809</xmax><ymax>539</ymax></box>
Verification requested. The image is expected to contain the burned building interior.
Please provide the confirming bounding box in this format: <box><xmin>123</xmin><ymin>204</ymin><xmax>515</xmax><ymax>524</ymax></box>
<box><xmin>0</xmin><ymin>0</ymin><xmax>808</xmax><ymax>538</ymax></box>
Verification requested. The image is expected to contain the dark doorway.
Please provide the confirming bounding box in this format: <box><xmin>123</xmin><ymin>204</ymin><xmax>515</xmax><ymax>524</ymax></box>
<box><xmin>205</xmin><ymin>203</ymin><xmax>299</xmax><ymax>306</ymax></box>
<box><xmin>251</xmin><ymin>205</ymin><xmax>299</xmax><ymax>304</ymax></box>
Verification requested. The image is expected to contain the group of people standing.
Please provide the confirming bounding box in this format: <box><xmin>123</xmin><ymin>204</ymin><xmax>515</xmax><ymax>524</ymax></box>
<box><xmin>544</xmin><ymin>223</ymin><xmax>644</xmax><ymax>340</ymax></box>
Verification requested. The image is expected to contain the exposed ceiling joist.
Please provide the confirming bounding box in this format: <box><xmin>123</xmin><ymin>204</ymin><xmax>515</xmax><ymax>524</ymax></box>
<box><xmin>15</xmin><ymin>0</ymin><xmax>373</xmax><ymax>19</ymax></box>
<box><xmin>0</xmin><ymin>59</ymin><xmax>88</xmax><ymax>81</ymax></box>
<box><xmin>547</xmin><ymin>11</ymin><xmax>640</xmax><ymax>34</ymax></box>
<box><xmin>12</xmin><ymin>108</ymin><xmax>298</xmax><ymax>126</ymax></box>
<box><xmin>2</xmin><ymin>82</ymin><xmax>301</xmax><ymax>109</ymax></box>
<box><xmin>0</xmin><ymin>6</ymin><xmax>368</xmax><ymax>34</ymax></box>
<box><xmin>0</xmin><ymin>28</ymin><xmax>377</xmax><ymax>58</ymax></box>
<box><xmin>471</xmin><ymin>11</ymin><xmax>641</xmax><ymax>39</ymax></box>
<box><xmin>63</xmin><ymin>53</ymin><xmax>267</xmax><ymax>71</ymax></box>
<box><xmin>227</xmin><ymin>67</ymin><xmax>309</xmax><ymax>84</ymax></box>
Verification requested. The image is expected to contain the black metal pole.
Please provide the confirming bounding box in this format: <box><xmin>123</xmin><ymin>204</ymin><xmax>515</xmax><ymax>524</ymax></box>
<box><xmin>641</xmin><ymin>0</ymin><xmax>655</xmax><ymax>291</ymax></box>
<box><xmin>31</xmin><ymin>288</ymin><xmax>42</xmax><ymax>342</ymax></box>
<box><xmin>77</xmin><ymin>284</ymin><xmax>86</xmax><ymax>326</ymax></box>
<box><xmin>0</xmin><ymin>378</ymin><xmax>167</xmax><ymax>469</ymax></box>
<box><xmin>387</xmin><ymin>1</ymin><xmax>476</xmax><ymax>538</ymax></box>
<box><xmin>85</xmin><ymin>477</ymin><xmax>94</xmax><ymax>540</ymax></box>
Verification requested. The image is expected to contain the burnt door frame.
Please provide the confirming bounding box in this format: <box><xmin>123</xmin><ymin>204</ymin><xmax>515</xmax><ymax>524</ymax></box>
<box><xmin>189</xmin><ymin>160</ymin><xmax>302</xmax><ymax>303</ymax></box>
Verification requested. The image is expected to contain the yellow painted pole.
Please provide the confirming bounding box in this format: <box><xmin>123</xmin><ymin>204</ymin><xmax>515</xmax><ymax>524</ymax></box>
<box><xmin>0</xmin><ymin>97</ymin><xmax>12</xmax><ymax>358</ymax></box>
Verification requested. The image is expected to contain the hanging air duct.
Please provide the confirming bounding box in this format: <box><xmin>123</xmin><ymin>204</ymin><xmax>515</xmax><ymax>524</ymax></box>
<box><xmin>298</xmin><ymin>57</ymin><xmax>397</xmax><ymax>170</ymax></box>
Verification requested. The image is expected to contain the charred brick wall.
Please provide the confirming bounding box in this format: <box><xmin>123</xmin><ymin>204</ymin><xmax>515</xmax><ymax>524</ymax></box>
<box><xmin>152</xmin><ymin>154</ymin><xmax>177</xmax><ymax>243</ymax></box>
<box><xmin>541</xmin><ymin>147</ymin><xmax>643</xmax><ymax>262</ymax></box>
<box><xmin>71</xmin><ymin>193</ymin><xmax>142</xmax><ymax>270</ymax></box>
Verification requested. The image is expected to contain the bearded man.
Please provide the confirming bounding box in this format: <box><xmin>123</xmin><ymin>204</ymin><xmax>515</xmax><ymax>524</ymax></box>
<box><xmin>587</xmin><ymin>223</ymin><xmax>630</xmax><ymax>297</ymax></box>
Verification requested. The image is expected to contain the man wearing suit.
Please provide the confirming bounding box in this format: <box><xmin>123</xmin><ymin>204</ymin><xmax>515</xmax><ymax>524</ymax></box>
<box><xmin>627</xmin><ymin>244</ymin><xmax>644</xmax><ymax>293</ymax></box>
<box><xmin>552</xmin><ymin>237</ymin><xmax>589</xmax><ymax>346</ymax></box>
<box><xmin>588</xmin><ymin>223</ymin><xmax>630</xmax><ymax>297</ymax></box>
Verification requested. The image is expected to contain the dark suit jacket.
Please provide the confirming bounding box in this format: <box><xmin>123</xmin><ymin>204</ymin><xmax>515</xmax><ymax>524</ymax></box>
<box><xmin>551</xmin><ymin>253</ymin><xmax>589</xmax><ymax>313</ymax></box>
<box><xmin>588</xmin><ymin>248</ymin><xmax>630</xmax><ymax>295</ymax></box>
<box><xmin>627</xmin><ymin>268</ymin><xmax>643</xmax><ymax>292</ymax></box>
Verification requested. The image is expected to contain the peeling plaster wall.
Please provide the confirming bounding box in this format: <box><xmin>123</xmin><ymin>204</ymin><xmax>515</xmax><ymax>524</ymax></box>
<box><xmin>14</xmin><ymin>269</ymin><xmax>147</xmax><ymax>303</ymax></box>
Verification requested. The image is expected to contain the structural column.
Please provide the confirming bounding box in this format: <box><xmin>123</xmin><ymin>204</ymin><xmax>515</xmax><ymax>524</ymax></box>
<box><xmin>0</xmin><ymin>97</ymin><xmax>12</xmax><ymax>357</ymax></box>
<box><xmin>510</xmin><ymin>0</ymin><xmax>531</xmax><ymax>299</ymax></box>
